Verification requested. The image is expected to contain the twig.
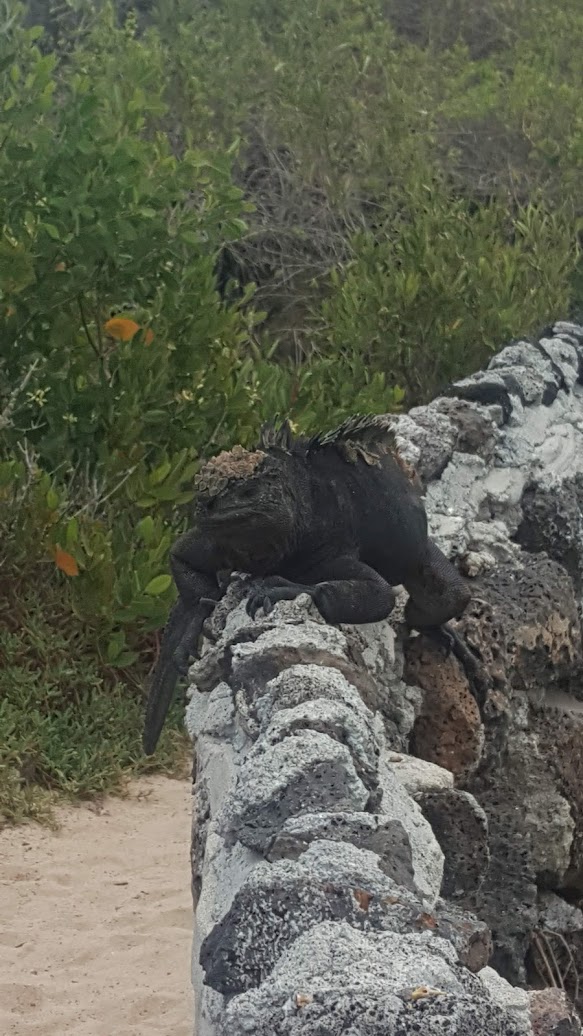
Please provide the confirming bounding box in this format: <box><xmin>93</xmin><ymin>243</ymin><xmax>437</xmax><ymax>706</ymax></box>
<box><xmin>77</xmin><ymin>295</ymin><xmax>101</xmax><ymax>362</ymax></box>
<box><xmin>531</xmin><ymin>927</ymin><xmax>582</xmax><ymax>1008</ymax></box>
<box><xmin>71</xmin><ymin>464</ymin><xmax>139</xmax><ymax>518</ymax></box>
<box><xmin>532</xmin><ymin>931</ymin><xmax>561</xmax><ymax>989</ymax></box>
<box><xmin>0</xmin><ymin>358</ymin><xmax>40</xmax><ymax>430</ymax></box>
<box><xmin>0</xmin><ymin>124</ymin><xmax>13</xmax><ymax>155</ymax></box>
<box><xmin>544</xmin><ymin>928</ymin><xmax>580</xmax><ymax>1006</ymax></box>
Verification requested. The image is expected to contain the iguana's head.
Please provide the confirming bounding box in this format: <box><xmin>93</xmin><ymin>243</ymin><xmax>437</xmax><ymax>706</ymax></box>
<box><xmin>194</xmin><ymin>443</ymin><xmax>299</xmax><ymax>550</ymax></box>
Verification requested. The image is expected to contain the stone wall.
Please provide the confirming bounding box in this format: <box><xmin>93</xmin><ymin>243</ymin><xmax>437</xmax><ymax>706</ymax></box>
<box><xmin>186</xmin><ymin>320</ymin><xmax>583</xmax><ymax>1035</ymax></box>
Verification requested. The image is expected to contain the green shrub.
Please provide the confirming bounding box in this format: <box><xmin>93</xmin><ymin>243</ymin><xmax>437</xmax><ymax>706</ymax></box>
<box><xmin>0</xmin><ymin>7</ymin><xmax>261</xmax><ymax>469</ymax></box>
<box><xmin>0</xmin><ymin>606</ymin><xmax>189</xmax><ymax>827</ymax></box>
<box><xmin>2</xmin><ymin>0</ymin><xmax>583</xmax><ymax>820</ymax></box>
<box><xmin>0</xmin><ymin>455</ymin><xmax>188</xmax><ymax>826</ymax></box>
<box><xmin>148</xmin><ymin>0</ymin><xmax>583</xmax><ymax>381</ymax></box>
<box><xmin>0</xmin><ymin>4</ymin><xmax>404</xmax><ymax>822</ymax></box>
<box><xmin>317</xmin><ymin>185</ymin><xmax>579</xmax><ymax>402</ymax></box>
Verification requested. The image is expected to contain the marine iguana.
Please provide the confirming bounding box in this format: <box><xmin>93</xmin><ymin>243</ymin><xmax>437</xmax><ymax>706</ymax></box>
<box><xmin>142</xmin><ymin>414</ymin><xmax>479</xmax><ymax>755</ymax></box>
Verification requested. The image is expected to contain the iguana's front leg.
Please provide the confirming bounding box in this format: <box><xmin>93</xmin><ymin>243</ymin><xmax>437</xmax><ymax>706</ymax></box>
<box><xmin>403</xmin><ymin>538</ymin><xmax>471</xmax><ymax>629</ymax></box>
<box><xmin>403</xmin><ymin>538</ymin><xmax>488</xmax><ymax>707</ymax></box>
<box><xmin>169</xmin><ymin>528</ymin><xmax>227</xmax><ymax>671</ymax></box>
<box><xmin>142</xmin><ymin>530</ymin><xmax>224</xmax><ymax>755</ymax></box>
<box><xmin>247</xmin><ymin>557</ymin><xmax>395</xmax><ymax>625</ymax></box>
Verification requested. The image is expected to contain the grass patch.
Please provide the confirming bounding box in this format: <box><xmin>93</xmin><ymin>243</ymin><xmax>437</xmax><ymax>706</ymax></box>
<box><xmin>0</xmin><ymin>597</ymin><xmax>189</xmax><ymax>828</ymax></box>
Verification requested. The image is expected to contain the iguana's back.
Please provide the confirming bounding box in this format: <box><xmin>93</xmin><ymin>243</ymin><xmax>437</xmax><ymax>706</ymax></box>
<box><xmin>289</xmin><ymin>416</ymin><xmax>429</xmax><ymax>586</ymax></box>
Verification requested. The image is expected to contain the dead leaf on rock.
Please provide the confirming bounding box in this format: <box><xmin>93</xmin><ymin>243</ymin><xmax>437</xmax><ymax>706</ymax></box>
<box><xmin>415</xmin><ymin>912</ymin><xmax>438</xmax><ymax>929</ymax></box>
<box><xmin>410</xmin><ymin>985</ymin><xmax>445</xmax><ymax>1000</ymax></box>
<box><xmin>353</xmin><ymin>888</ymin><xmax>372</xmax><ymax>911</ymax></box>
<box><xmin>296</xmin><ymin>993</ymin><xmax>313</xmax><ymax>1009</ymax></box>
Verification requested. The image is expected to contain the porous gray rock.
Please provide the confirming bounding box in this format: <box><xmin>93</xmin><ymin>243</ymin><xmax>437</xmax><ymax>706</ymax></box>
<box><xmin>434</xmin><ymin>898</ymin><xmax>493</xmax><ymax>972</ymax></box>
<box><xmin>187</xmin><ymin>321</ymin><xmax>583</xmax><ymax>1033</ymax></box>
<box><xmin>391</xmin><ymin>409</ymin><xmax>456</xmax><ymax>483</ymax></box>
<box><xmin>417</xmin><ymin>789</ymin><xmax>490</xmax><ymax>898</ymax></box>
<box><xmin>528</xmin><ymin>892</ymin><xmax>583</xmax><ymax>1028</ymax></box>
<box><xmin>199</xmin><ymin>848</ymin><xmax>432</xmax><ymax>996</ymax></box>
<box><xmin>516</xmin><ymin>473</ymin><xmax>583</xmax><ymax>593</ymax></box>
<box><xmin>529</xmin><ymin>988</ymin><xmax>582</xmax><ymax>1036</ymax></box>
<box><xmin>532</xmin><ymin>705</ymin><xmax>583</xmax><ymax>888</ymax></box>
<box><xmin>267</xmin><ymin>811</ymin><xmax>417</xmax><ymax>891</ymax></box>
<box><xmin>431</xmin><ymin>396</ymin><xmax>502</xmax><ymax>451</ymax></box>
<box><xmin>220</xmin><ymin>731</ymin><xmax>370</xmax><ymax>851</ymax></box>
<box><xmin>479</xmin><ymin>966</ymin><xmax>531</xmax><ymax>1030</ymax></box>
<box><xmin>378</xmin><ymin>750</ymin><xmax>445</xmax><ymax>903</ymax></box>
<box><xmin>187</xmin><ymin>580</ymin><xmax>514</xmax><ymax>1034</ymax></box>
<box><xmin>257</xmin><ymin>663</ymin><xmax>369</xmax><ymax>721</ymax></box>
<box><xmin>488</xmin><ymin>342</ymin><xmax>564</xmax><ymax>406</ymax></box>
<box><xmin>446</xmin><ymin>369</ymin><xmax>517</xmax><ymax>422</ymax></box>
<box><xmin>400</xmin><ymin>322</ymin><xmax>583</xmax><ymax>998</ymax></box>
<box><xmin>390</xmin><ymin>753</ymin><xmax>455</xmax><ymax>795</ymax></box>
<box><xmin>259</xmin><ymin>697</ymin><xmax>381</xmax><ymax>792</ymax></box>
<box><xmin>537</xmin><ymin>336</ymin><xmax>580</xmax><ymax>389</ymax></box>
<box><xmin>221</xmin><ymin>921</ymin><xmax>527</xmax><ymax>1036</ymax></box>
<box><xmin>341</xmin><ymin>620</ymin><xmax>423</xmax><ymax>743</ymax></box>
<box><xmin>538</xmin><ymin>890</ymin><xmax>583</xmax><ymax>933</ymax></box>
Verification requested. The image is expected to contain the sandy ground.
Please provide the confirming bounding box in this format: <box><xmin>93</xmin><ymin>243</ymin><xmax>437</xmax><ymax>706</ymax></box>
<box><xmin>0</xmin><ymin>776</ymin><xmax>194</xmax><ymax>1036</ymax></box>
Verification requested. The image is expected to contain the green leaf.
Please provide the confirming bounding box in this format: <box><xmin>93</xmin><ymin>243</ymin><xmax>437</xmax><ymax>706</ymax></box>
<box><xmin>148</xmin><ymin>460</ymin><xmax>171</xmax><ymax>486</ymax></box>
<box><xmin>42</xmin><ymin>224</ymin><xmax>61</xmax><ymax>241</ymax></box>
<box><xmin>114</xmin><ymin>650</ymin><xmax>140</xmax><ymax>667</ymax></box>
<box><xmin>136</xmin><ymin>515</ymin><xmax>155</xmax><ymax>545</ymax></box>
<box><xmin>0</xmin><ymin>55</ymin><xmax>15</xmax><ymax>75</ymax></box>
<box><xmin>66</xmin><ymin>518</ymin><xmax>79</xmax><ymax>547</ymax></box>
<box><xmin>143</xmin><ymin>409</ymin><xmax>168</xmax><ymax>425</ymax></box>
<box><xmin>6</xmin><ymin>143</ymin><xmax>34</xmax><ymax>162</ymax></box>
<box><xmin>144</xmin><ymin>574</ymin><xmax>172</xmax><ymax>596</ymax></box>
<box><xmin>149</xmin><ymin>484</ymin><xmax>186</xmax><ymax>502</ymax></box>
<box><xmin>106</xmin><ymin>633</ymin><xmax>125</xmax><ymax>663</ymax></box>
<box><xmin>180</xmin><ymin>230</ymin><xmax>200</xmax><ymax>246</ymax></box>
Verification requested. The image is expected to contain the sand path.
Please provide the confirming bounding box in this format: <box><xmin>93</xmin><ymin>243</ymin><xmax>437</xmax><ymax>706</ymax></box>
<box><xmin>0</xmin><ymin>776</ymin><xmax>194</xmax><ymax>1036</ymax></box>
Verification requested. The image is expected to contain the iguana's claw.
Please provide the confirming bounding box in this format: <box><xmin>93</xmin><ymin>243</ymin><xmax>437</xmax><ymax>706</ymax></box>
<box><xmin>421</xmin><ymin>623</ymin><xmax>489</xmax><ymax>710</ymax></box>
<box><xmin>247</xmin><ymin>584</ymin><xmax>315</xmax><ymax>619</ymax></box>
<box><xmin>246</xmin><ymin>589</ymin><xmax>280</xmax><ymax>619</ymax></box>
<box><xmin>246</xmin><ymin>593</ymin><xmax>272</xmax><ymax>619</ymax></box>
<box><xmin>424</xmin><ymin>626</ymin><xmax>455</xmax><ymax>659</ymax></box>
<box><xmin>246</xmin><ymin>591</ymin><xmax>260</xmax><ymax>619</ymax></box>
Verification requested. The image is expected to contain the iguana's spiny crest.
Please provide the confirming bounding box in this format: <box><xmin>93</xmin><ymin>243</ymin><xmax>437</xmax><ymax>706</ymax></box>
<box><xmin>305</xmin><ymin>414</ymin><xmax>400</xmax><ymax>467</ymax></box>
<box><xmin>194</xmin><ymin>413</ymin><xmax>416</xmax><ymax>504</ymax></box>
<box><xmin>261</xmin><ymin>413</ymin><xmax>417</xmax><ymax>481</ymax></box>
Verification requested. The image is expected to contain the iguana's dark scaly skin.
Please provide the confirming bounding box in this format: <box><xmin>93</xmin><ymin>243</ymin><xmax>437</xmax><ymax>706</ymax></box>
<box><xmin>142</xmin><ymin>416</ymin><xmax>477</xmax><ymax>755</ymax></box>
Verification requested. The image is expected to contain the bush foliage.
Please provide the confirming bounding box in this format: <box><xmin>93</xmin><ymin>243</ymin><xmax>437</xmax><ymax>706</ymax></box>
<box><xmin>1</xmin><ymin>0</ymin><xmax>582</xmax><ymax>819</ymax></box>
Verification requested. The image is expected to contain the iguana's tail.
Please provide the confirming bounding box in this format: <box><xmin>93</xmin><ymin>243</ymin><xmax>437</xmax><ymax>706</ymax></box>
<box><xmin>142</xmin><ymin>599</ymin><xmax>191</xmax><ymax>755</ymax></box>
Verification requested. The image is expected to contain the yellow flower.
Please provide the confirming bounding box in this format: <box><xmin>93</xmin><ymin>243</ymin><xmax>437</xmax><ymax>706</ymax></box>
<box><xmin>26</xmin><ymin>388</ymin><xmax>50</xmax><ymax>408</ymax></box>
